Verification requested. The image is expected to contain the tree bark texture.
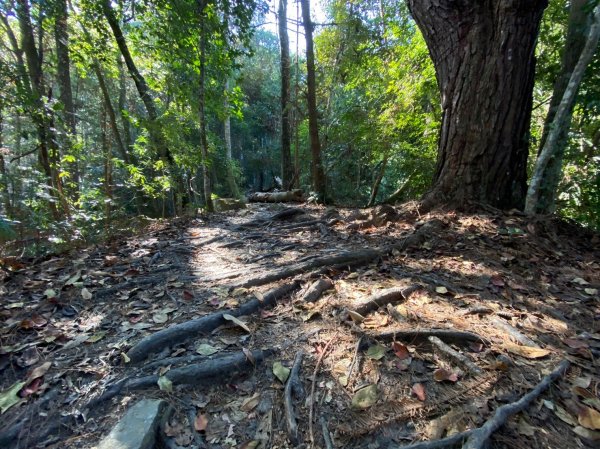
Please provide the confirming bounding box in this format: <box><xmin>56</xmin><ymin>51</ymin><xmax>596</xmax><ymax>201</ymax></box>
<box><xmin>16</xmin><ymin>0</ymin><xmax>65</xmax><ymax>218</ymax></box>
<box><xmin>54</xmin><ymin>0</ymin><xmax>79</xmax><ymax>194</ymax></box>
<box><xmin>279</xmin><ymin>0</ymin><xmax>293</xmax><ymax>190</ymax></box>
<box><xmin>525</xmin><ymin>5</ymin><xmax>600</xmax><ymax>214</ymax></box>
<box><xmin>408</xmin><ymin>0</ymin><xmax>548</xmax><ymax>210</ymax></box>
<box><xmin>301</xmin><ymin>0</ymin><xmax>326</xmax><ymax>202</ymax></box>
<box><xmin>533</xmin><ymin>0</ymin><xmax>592</xmax><ymax>213</ymax></box>
<box><xmin>224</xmin><ymin>80</ymin><xmax>240</xmax><ymax>198</ymax></box>
<box><xmin>199</xmin><ymin>7</ymin><xmax>213</xmax><ymax>212</ymax></box>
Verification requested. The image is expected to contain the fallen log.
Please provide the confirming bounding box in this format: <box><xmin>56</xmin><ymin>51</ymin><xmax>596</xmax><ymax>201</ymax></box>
<box><xmin>248</xmin><ymin>190</ymin><xmax>304</xmax><ymax>203</ymax></box>
<box><xmin>126</xmin><ymin>281</ymin><xmax>301</xmax><ymax>363</ymax></box>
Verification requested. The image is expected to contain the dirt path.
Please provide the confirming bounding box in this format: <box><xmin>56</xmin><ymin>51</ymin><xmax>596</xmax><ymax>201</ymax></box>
<box><xmin>1</xmin><ymin>204</ymin><xmax>599</xmax><ymax>449</ymax></box>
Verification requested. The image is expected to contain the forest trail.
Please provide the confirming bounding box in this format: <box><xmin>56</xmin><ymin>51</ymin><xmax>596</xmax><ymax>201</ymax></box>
<box><xmin>1</xmin><ymin>204</ymin><xmax>599</xmax><ymax>449</ymax></box>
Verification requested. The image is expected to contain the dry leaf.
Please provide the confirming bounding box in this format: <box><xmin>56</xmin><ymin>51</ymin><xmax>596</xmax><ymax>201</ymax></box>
<box><xmin>578</xmin><ymin>406</ymin><xmax>600</xmax><ymax>430</ymax></box>
<box><xmin>572</xmin><ymin>426</ymin><xmax>600</xmax><ymax>441</ymax></box>
<box><xmin>554</xmin><ymin>405</ymin><xmax>578</xmax><ymax>426</ymax></box>
<box><xmin>242</xmin><ymin>348</ymin><xmax>255</xmax><ymax>364</ymax></box>
<box><xmin>81</xmin><ymin>288</ymin><xmax>93</xmax><ymax>300</ymax></box>
<box><xmin>392</xmin><ymin>342</ymin><xmax>410</xmax><ymax>360</ymax></box>
<box><xmin>223</xmin><ymin>313</ymin><xmax>251</xmax><ymax>333</ymax></box>
<box><xmin>196</xmin><ymin>343</ymin><xmax>218</xmax><ymax>356</ymax></box>
<box><xmin>194</xmin><ymin>413</ymin><xmax>208</xmax><ymax>432</ymax></box>
<box><xmin>503</xmin><ymin>343</ymin><xmax>550</xmax><ymax>359</ymax></box>
<box><xmin>157</xmin><ymin>376</ymin><xmax>173</xmax><ymax>392</ymax></box>
<box><xmin>433</xmin><ymin>368</ymin><xmax>459</xmax><ymax>383</ymax></box>
<box><xmin>435</xmin><ymin>286</ymin><xmax>448</xmax><ymax>295</ymax></box>
<box><xmin>152</xmin><ymin>312</ymin><xmax>169</xmax><ymax>324</ymax></box>
<box><xmin>241</xmin><ymin>393</ymin><xmax>260</xmax><ymax>412</ymax></box>
<box><xmin>517</xmin><ymin>417</ymin><xmax>536</xmax><ymax>436</ymax></box>
<box><xmin>348</xmin><ymin>310</ymin><xmax>365</xmax><ymax>323</ymax></box>
<box><xmin>412</xmin><ymin>383</ymin><xmax>426</xmax><ymax>401</ymax></box>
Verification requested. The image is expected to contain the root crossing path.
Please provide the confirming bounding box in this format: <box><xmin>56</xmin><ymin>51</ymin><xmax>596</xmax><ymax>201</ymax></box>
<box><xmin>0</xmin><ymin>203</ymin><xmax>598</xmax><ymax>449</ymax></box>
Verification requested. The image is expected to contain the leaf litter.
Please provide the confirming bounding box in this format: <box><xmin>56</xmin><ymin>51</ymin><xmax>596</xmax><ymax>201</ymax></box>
<box><xmin>0</xmin><ymin>204</ymin><xmax>598</xmax><ymax>448</ymax></box>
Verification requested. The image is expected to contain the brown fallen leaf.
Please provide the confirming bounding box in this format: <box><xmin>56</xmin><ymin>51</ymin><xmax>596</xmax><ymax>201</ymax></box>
<box><xmin>564</xmin><ymin>338</ymin><xmax>588</xmax><ymax>349</ymax></box>
<box><xmin>503</xmin><ymin>343</ymin><xmax>550</xmax><ymax>359</ymax></box>
<box><xmin>241</xmin><ymin>393</ymin><xmax>260</xmax><ymax>412</ymax></box>
<box><xmin>433</xmin><ymin>368</ymin><xmax>459</xmax><ymax>383</ymax></box>
<box><xmin>194</xmin><ymin>412</ymin><xmax>208</xmax><ymax>432</ymax></box>
<box><xmin>578</xmin><ymin>406</ymin><xmax>600</xmax><ymax>430</ymax></box>
<box><xmin>222</xmin><ymin>314</ymin><xmax>251</xmax><ymax>333</ymax></box>
<box><xmin>412</xmin><ymin>383</ymin><xmax>426</xmax><ymax>401</ymax></box>
<box><xmin>392</xmin><ymin>342</ymin><xmax>410</xmax><ymax>360</ymax></box>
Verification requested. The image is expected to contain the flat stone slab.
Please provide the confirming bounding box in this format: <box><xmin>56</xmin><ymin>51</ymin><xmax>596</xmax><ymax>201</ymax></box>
<box><xmin>95</xmin><ymin>399</ymin><xmax>167</xmax><ymax>449</ymax></box>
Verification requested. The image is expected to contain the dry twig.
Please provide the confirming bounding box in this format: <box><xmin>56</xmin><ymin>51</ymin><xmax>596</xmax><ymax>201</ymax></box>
<box><xmin>309</xmin><ymin>336</ymin><xmax>337</xmax><ymax>447</ymax></box>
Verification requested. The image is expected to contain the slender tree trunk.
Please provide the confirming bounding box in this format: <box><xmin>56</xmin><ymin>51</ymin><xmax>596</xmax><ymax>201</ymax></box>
<box><xmin>198</xmin><ymin>5</ymin><xmax>213</xmax><ymax>212</ymax></box>
<box><xmin>367</xmin><ymin>153</ymin><xmax>389</xmax><ymax>207</ymax></box>
<box><xmin>408</xmin><ymin>0</ymin><xmax>547</xmax><ymax>210</ymax></box>
<box><xmin>301</xmin><ymin>0</ymin><xmax>326</xmax><ymax>202</ymax></box>
<box><xmin>279</xmin><ymin>0</ymin><xmax>293</xmax><ymax>190</ymax></box>
<box><xmin>532</xmin><ymin>0</ymin><xmax>592</xmax><ymax>213</ymax></box>
<box><xmin>101</xmin><ymin>103</ymin><xmax>113</xmax><ymax>228</ymax></box>
<box><xmin>0</xmin><ymin>108</ymin><xmax>10</xmax><ymax>215</ymax></box>
<box><xmin>54</xmin><ymin>0</ymin><xmax>79</xmax><ymax>195</ymax></box>
<box><xmin>117</xmin><ymin>56</ymin><xmax>133</xmax><ymax>153</ymax></box>
<box><xmin>224</xmin><ymin>80</ymin><xmax>240</xmax><ymax>198</ymax></box>
<box><xmin>525</xmin><ymin>5</ymin><xmax>600</xmax><ymax>214</ymax></box>
<box><xmin>101</xmin><ymin>0</ymin><xmax>171</xmax><ymax>163</ymax></box>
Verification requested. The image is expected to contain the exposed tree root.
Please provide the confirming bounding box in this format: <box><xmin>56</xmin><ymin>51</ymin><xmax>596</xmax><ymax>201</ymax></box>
<box><xmin>284</xmin><ymin>351</ymin><xmax>305</xmax><ymax>445</ymax></box>
<box><xmin>228</xmin><ymin>249</ymin><xmax>381</xmax><ymax>289</ymax></box>
<box><xmin>87</xmin><ymin>350</ymin><xmax>270</xmax><ymax>410</ymax></box>
<box><xmin>366</xmin><ymin>329</ymin><xmax>487</xmax><ymax>346</ymax></box>
<box><xmin>127</xmin><ymin>281</ymin><xmax>301</xmax><ymax>363</ymax></box>
<box><xmin>428</xmin><ymin>336</ymin><xmax>482</xmax><ymax>376</ymax></box>
<box><xmin>302</xmin><ymin>278</ymin><xmax>334</xmax><ymax>302</ymax></box>
<box><xmin>389</xmin><ymin>360</ymin><xmax>569</xmax><ymax>449</ymax></box>
<box><xmin>227</xmin><ymin>218</ymin><xmax>445</xmax><ymax>290</ymax></box>
<box><xmin>348</xmin><ymin>285</ymin><xmax>420</xmax><ymax>317</ymax></box>
<box><xmin>462</xmin><ymin>360</ymin><xmax>569</xmax><ymax>449</ymax></box>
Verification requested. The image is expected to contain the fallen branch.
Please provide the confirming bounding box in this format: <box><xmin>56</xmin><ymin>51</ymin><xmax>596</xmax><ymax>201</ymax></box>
<box><xmin>428</xmin><ymin>336</ymin><xmax>482</xmax><ymax>376</ymax></box>
<box><xmin>127</xmin><ymin>281</ymin><xmax>301</xmax><ymax>363</ymax></box>
<box><xmin>463</xmin><ymin>359</ymin><xmax>570</xmax><ymax>448</ymax></box>
<box><xmin>302</xmin><ymin>279</ymin><xmax>334</xmax><ymax>302</ymax></box>
<box><xmin>349</xmin><ymin>285</ymin><xmax>420</xmax><ymax>317</ymax></box>
<box><xmin>491</xmin><ymin>317</ymin><xmax>539</xmax><ymax>348</ymax></box>
<box><xmin>87</xmin><ymin>350</ymin><xmax>270</xmax><ymax>410</ymax></box>
<box><xmin>284</xmin><ymin>351</ymin><xmax>305</xmax><ymax>445</ymax></box>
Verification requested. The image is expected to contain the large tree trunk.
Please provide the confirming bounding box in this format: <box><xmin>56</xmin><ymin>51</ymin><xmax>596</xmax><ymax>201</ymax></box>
<box><xmin>531</xmin><ymin>0</ymin><xmax>592</xmax><ymax>213</ymax></box>
<box><xmin>53</xmin><ymin>0</ymin><xmax>79</xmax><ymax>195</ymax></box>
<box><xmin>408</xmin><ymin>0</ymin><xmax>547</xmax><ymax>210</ymax></box>
<box><xmin>525</xmin><ymin>5</ymin><xmax>600</xmax><ymax>214</ymax></box>
<box><xmin>279</xmin><ymin>0</ymin><xmax>293</xmax><ymax>190</ymax></box>
<box><xmin>301</xmin><ymin>0</ymin><xmax>326</xmax><ymax>202</ymax></box>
